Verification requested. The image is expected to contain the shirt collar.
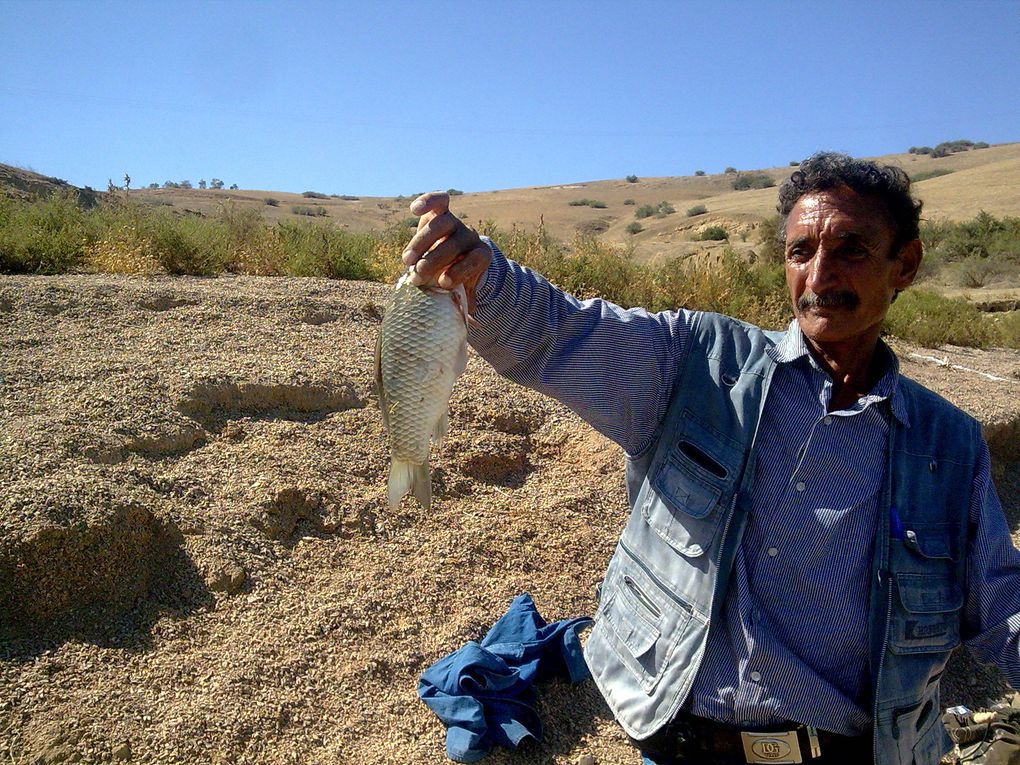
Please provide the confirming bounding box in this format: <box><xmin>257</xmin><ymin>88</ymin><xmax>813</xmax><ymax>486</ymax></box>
<box><xmin>768</xmin><ymin>320</ymin><xmax>910</xmax><ymax>426</ymax></box>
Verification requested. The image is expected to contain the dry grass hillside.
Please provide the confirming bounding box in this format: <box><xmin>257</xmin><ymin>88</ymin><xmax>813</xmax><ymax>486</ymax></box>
<box><xmin>101</xmin><ymin>141</ymin><xmax>1020</xmax><ymax>264</ymax></box>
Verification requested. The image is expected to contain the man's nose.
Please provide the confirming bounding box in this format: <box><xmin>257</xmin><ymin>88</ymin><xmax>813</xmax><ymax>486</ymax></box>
<box><xmin>806</xmin><ymin>251</ymin><xmax>839</xmax><ymax>292</ymax></box>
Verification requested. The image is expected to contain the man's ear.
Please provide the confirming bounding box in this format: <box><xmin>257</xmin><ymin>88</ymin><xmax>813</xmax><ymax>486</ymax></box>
<box><xmin>894</xmin><ymin>238</ymin><xmax>923</xmax><ymax>291</ymax></box>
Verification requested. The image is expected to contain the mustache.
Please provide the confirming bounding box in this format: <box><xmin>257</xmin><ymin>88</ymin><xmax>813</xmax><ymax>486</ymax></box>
<box><xmin>797</xmin><ymin>291</ymin><xmax>860</xmax><ymax>312</ymax></box>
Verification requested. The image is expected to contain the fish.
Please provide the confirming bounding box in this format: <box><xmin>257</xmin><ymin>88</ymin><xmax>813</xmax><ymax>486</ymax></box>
<box><xmin>375</xmin><ymin>270</ymin><xmax>469</xmax><ymax>510</ymax></box>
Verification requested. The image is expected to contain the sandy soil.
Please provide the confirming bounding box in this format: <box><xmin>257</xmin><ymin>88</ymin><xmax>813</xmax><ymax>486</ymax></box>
<box><xmin>2</xmin><ymin>273</ymin><xmax>1019</xmax><ymax>765</ymax></box>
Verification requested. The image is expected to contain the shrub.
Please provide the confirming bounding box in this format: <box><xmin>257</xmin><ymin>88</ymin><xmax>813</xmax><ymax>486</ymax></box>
<box><xmin>975</xmin><ymin>141</ymin><xmax>990</xmax><ymax>149</ymax></box>
<box><xmin>756</xmin><ymin>215</ymin><xmax>785</xmax><ymax>264</ymax></box>
<box><xmin>885</xmin><ymin>289</ymin><xmax>997</xmax><ymax>348</ymax></box>
<box><xmin>914</xmin><ymin>147</ymin><xmax>934</xmax><ymax>155</ymax></box>
<box><xmin>264</xmin><ymin>198</ymin><xmax>280</xmax><ymax>206</ymax></box>
<box><xmin>694</xmin><ymin>170</ymin><xmax>706</xmax><ymax>176</ymax></box>
<box><xmin>338</xmin><ymin>195</ymin><xmax>360</xmax><ymax>201</ymax></box>
<box><xmin>302</xmin><ymin>191</ymin><xmax>329</xmax><ymax>199</ymax></box>
<box><xmin>626</xmin><ymin>222</ymin><xmax>643</xmax><ymax>235</ymax></box>
<box><xmin>724</xmin><ymin>167</ymin><xmax>737</xmax><ymax>174</ymax></box>
<box><xmin>625</xmin><ymin>175</ymin><xmax>639</xmax><ymax>183</ymax></box>
<box><xmin>686</xmin><ymin>204</ymin><xmax>708</xmax><ymax>217</ymax></box>
<box><xmin>911</xmin><ymin>169</ymin><xmax>954</xmax><ymax>182</ymax></box>
<box><xmin>696</xmin><ymin>226</ymin><xmax>729</xmax><ymax>241</ymax></box>
<box><xmin>634</xmin><ymin>205</ymin><xmax>656</xmax><ymax>219</ymax></box>
<box><xmin>731</xmin><ymin>172</ymin><xmax>776</xmax><ymax>191</ymax></box>
<box><xmin>0</xmin><ymin>191</ymin><xmax>90</xmax><ymax>273</ymax></box>
<box><xmin>568</xmin><ymin>199</ymin><xmax>606</xmax><ymax>208</ymax></box>
<box><xmin>447</xmin><ymin>188</ymin><xmax>464</xmax><ymax>196</ymax></box>
<box><xmin>291</xmin><ymin>205</ymin><xmax>328</xmax><ymax>217</ymax></box>
<box><xmin>623</xmin><ymin>199</ymin><xmax>635</xmax><ymax>205</ymax></box>
<box><xmin>655</xmin><ymin>201</ymin><xmax>675</xmax><ymax>217</ymax></box>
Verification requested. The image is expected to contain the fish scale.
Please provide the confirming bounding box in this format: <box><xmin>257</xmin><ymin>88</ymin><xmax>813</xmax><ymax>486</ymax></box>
<box><xmin>376</xmin><ymin>272</ymin><xmax>468</xmax><ymax>510</ymax></box>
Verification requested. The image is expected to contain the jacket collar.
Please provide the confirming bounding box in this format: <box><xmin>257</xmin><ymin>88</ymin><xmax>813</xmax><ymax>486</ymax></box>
<box><xmin>767</xmin><ymin>320</ymin><xmax>910</xmax><ymax>426</ymax></box>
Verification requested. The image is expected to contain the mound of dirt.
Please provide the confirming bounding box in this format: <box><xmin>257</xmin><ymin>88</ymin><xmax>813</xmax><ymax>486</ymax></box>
<box><xmin>1</xmin><ymin>273</ymin><xmax>1018</xmax><ymax>764</ymax></box>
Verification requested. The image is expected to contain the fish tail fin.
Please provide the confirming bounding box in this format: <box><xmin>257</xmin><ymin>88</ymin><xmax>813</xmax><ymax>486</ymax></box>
<box><xmin>388</xmin><ymin>459</ymin><xmax>432</xmax><ymax>511</ymax></box>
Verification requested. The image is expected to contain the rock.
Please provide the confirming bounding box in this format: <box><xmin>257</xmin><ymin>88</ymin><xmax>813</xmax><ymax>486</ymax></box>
<box><xmin>577</xmin><ymin>755</ymin><xmax>595</xmax><ymax>765</ymax></box>
<box><xmin>206</xmin><ymin>561</ymin><xmax>247</xmax><ymax>594</ymax></box>
<box><xmin>112</xmin><ymin>740</ymin><xmax>131</xmax><ymax>760</ymax></box>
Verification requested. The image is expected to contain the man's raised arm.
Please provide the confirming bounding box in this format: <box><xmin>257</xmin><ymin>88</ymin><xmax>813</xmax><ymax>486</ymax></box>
<box><xmin>401</xmin><ymin>192</ymin><xmax>693</xmax><ymax>457</ymax></box>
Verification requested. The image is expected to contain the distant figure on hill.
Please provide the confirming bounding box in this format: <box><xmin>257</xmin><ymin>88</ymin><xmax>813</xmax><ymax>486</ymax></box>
<box><xmin>400</xmin><ymin>152</ymin><xmax>1020</xmax><ymax>765</ymax></box>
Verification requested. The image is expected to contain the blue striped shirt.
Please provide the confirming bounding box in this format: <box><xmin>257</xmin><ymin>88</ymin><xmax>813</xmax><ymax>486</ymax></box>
<box><xmin>469</xmin><ymin>240</ymin><xmax>1020</xmax><ymax>735</ymax></box>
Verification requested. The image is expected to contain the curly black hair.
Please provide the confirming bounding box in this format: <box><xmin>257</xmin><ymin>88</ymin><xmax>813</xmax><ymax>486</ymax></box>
<box><xmin>777</xmin><ymin>152</ymin><xmax>923</xmax><ymax>254</ymax></box>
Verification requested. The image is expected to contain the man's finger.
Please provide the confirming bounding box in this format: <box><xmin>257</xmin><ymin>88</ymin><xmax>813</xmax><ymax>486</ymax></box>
<box><xmin>410</xmin><ymin>191</ymin><xmax>450</xmax><ymax>218</ymax></box>
<box><xmin>437</xmin><ymin>246</ymin><xmax>490</xmax><ymax>290</ymax></box>
<box><xmin>401</xmin><ymin>212</ymin><xmax>459</xmax><ymax>265</ymax></box>
<box><xmin>415</xmin><ymin>224</ymin><xmax>481</xmax><ymax>272</ymax></box>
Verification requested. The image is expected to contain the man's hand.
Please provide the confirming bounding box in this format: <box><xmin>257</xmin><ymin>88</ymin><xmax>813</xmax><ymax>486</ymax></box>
<box><xmin>401</xmin><ymin>192</ymin><xmax>491</xmax><ymax>293</ymax></box>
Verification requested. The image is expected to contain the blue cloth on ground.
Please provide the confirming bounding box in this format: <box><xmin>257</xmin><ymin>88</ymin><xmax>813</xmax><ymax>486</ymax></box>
<box><xmin>417</xmin><ymin>593</ymin><xmax>593</xmax><ymax>763</ymax></box>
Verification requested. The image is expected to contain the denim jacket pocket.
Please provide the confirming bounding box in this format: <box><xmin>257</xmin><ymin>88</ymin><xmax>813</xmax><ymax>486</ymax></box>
<box><xmin>889</xmin><ymin>573</ymin><xmax>963</xmax><ymax>654</ymax></box>
<box><xmin>643</xmin><ymin>410</ymin><xmax>741</xmax><ymax>557</ymax></box>
<box><xmin>597</xmin><ymin>549</ymin><xmax>693</xmax><ymax>693</ymax></box>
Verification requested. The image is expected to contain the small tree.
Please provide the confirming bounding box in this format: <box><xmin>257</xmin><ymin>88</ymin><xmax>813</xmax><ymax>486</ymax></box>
<box><xmin>180</xmin><ymin>180</ymin><xmax>193</xmax><ymax>189</ymax></box>
<box><xmin>625</xmin><ymin>175</ymin><xmax>639</xmax><ymax>183</ymax></box>
<box><xmin>686</xmin><ymin>204</ymin><xmax>708</xmax><ymax>217</ymax></box>
<box><xmin>210</xmin><ymin>178</ymin><xmax>225</xmax><ymax>190</ymax></box>
<box><xmin>724</xmin><ymin>167</ymin><xmax>737</xmax><ymax>174</ymax></box>
<box><xmin>626</xmin><ymin>222</ymin><xmax>643</xmax><ymax>235</ymax></box>
<box><xmin>123</xmin><ymin>173</ymin><xmax>131</xmax><ymax>190</ymax></box>
<box><xmin>198</xmin><ymin>179</ymin><xmax>207</xmax><ymax>189</ymax></box>
<box><xmin>229</xmin><ymin>183</ymin><xmax>238</xmax><ymax>190</ymax></box>
<box><xmin>147</xmin><ymin>182</ymin><xmax>159</xmax><ymax>189</ymax></box>
<box><xmin>694</xmin><ymin>170</ymin><xmax>706</xmax><ymax>176</ymax></box>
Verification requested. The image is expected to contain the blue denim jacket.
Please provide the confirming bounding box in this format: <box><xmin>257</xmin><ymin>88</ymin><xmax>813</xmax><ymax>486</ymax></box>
<box><xmin>582</xmin><ymin>311</ymin><xmax>979</xmax><ymax>765</ymax></box>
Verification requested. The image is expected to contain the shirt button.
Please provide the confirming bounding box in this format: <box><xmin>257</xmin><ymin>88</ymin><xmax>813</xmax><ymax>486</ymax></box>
<box><xmin>750</xmin><ymin>671</ymin><xmax>762</xmax><ymax>682</ymax></box>
<box><xmin>823</xmin><ymin>415</ymin><xmax>833</xmax><ymax>425</ymax></box>
<box><xmin>795</xmin><ymin>481</ymin><xmax>806</xmax><ymax>492</ymax></box>
<box><xmin>768</xmin><ymin>547</ymin><xmax>779</xmax><ymax>557</ymax></box>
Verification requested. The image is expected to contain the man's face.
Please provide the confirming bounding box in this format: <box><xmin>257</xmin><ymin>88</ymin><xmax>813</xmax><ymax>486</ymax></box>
<box><xmin>784</xmin><ymin>186</ymin><xmax>920</xmax><ymax>349</ymax></box>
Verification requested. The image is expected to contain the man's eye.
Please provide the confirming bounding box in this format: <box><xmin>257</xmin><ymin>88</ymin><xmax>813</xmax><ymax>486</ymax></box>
<box><xmin>786</xmin><ymin>248</ymin><xmax>809</xmax><ymax>262</ymax></box>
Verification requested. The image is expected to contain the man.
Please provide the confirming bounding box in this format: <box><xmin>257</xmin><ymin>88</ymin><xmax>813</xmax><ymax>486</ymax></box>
<box><xmin>400</xmin><ymin>153</ymin><xmax>1020</xmax><ymax>765</ymax></box>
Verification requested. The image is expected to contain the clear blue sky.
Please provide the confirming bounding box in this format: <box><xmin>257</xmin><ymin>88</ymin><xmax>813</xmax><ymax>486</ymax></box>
<box><xmin>2</xmin><ymin>0</ymin><xmax>1017</xmax><ymax>196</ymax></box>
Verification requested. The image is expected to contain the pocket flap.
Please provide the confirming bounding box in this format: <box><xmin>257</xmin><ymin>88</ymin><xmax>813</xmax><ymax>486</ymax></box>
<box><xmin>896</xmin><ymin>573</ymin><xmax>963</xmax><ymax>614</ymax></box>
<box><xmin>903</xmin><ymin>524</ymin><xmax>957</xmax><ymax>560</ymax></box>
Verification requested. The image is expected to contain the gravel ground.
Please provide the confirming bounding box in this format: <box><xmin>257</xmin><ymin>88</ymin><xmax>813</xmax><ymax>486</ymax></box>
<box><xmin>1</xmin><ymin>273</ymin><xmax>1018</xmax><ymax>765</ymax></box>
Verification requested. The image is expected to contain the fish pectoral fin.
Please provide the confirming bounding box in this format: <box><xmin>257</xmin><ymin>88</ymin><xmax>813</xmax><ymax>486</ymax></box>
<box><xmin>432</xmin><ymin>410</ymin><xmax>450</xmax><ymax>447</ymax></box>
<box><xmin>454</xmin><ymin>339</ymin><xmax>468</xmax><ymax>377</ymax></box>
<box><xmin>375</xmin><ymin>332</ymin><xmax>389</xmax><ymax>431</ymax></box>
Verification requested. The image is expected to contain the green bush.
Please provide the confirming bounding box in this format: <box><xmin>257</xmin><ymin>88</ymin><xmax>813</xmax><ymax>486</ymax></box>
<box><xmin>447</xmin><ymin>188</ymin><xmax>464</xmax><ymax>196</ymax></box>
<box><xmin>568</xmin><ymin>198</ymin><xmax>606</xmax><ymax>208</ymax></box>
<box><xmin>291</xmin><ymin>205</ymin><xmax>328</xmax><ymax>217</ymax></box>
<box><xmin>724</xmin><ymin>167</ymin><xmax>737</xmax><ymax>174</ymax></box>
<box><xmin>626</xmin><ymin>222</ymin><xmax>643</xmax><ymax>235</ymax></box>
<box><xmin>694</xmin><ymin>170</ymin><xmax>706</xmax><ymax>176</ymax></box>
<box><xmin>625</xmin><ymin>175</ymin><xmax>639</xmax><ymax>183</ymax></box>
<box><xmin>911</xmin><ymin>169</ymin><xmax>954</xmax><ymax>182</ymax></box>
<box><xmin>623</xmin><ymin>199</ymin><xmax>635</xmax><ymax>205</ymax></box>
<box><xmin>0</xmin><ymin>191</ymin><xmax>90</xmax><ymax>273</ymax></box>
<box><xmin>634</xmin><ymin>205</ymin><xmax>656</xmax><ymax>219</ymax></box>
<box><xmin>696</xmin><ymin>226</ymin><xmax>729</xmax><ymax>241</ymax></box>
<box><xmin>655</xmin><ymin>201</ymin><xmax>675</xmax><ymax>217</ymax></box>
<box><xmin>732</xmin><ymin>172</ymin><xmax>776</xmax><ymax>191</ymax></box>
<box><xmin>686</xmin><ymin>204</ymin><xmax>707</xmax><ymax>217</ymax></box>
<box><xmin>302</xmin><ymin>191</ymin><xmax>329</xmax><ymax>199</ymax></box>
<box><xmin>885</xmin><ymin>289</ymin><xmax>997</xmax><ymax>348</ymax></box>
<box><xmin>264</xmin><ymin>198</ymin><xmax>280</xmax><ymax>206</ymax></box>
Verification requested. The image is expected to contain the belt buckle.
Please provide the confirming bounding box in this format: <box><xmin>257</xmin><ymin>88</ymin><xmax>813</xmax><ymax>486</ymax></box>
<box><xmin>739</xmin><ymin>729</ymin><xmax>804</xmax><ymax>763</ymax></box>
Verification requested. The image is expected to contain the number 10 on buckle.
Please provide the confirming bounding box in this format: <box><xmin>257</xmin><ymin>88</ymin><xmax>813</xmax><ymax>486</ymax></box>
<box><xmin>739</xmin><ymin>729</ymin><xmax>804</xmax><ymax>763</ymax></box>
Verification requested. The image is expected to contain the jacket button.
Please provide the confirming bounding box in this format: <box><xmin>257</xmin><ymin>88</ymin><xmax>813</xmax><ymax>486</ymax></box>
<box><xmin>686</xmin><ymin>544</ymin><xmax>703</xmax><ymax>557</ymax></box>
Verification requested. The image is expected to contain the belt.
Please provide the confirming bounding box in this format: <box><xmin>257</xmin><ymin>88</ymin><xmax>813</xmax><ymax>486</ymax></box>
<box><xmin>638</xmin><ymin>712</ymin><xmax>873</xmax><ymax>764</ymax></box>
